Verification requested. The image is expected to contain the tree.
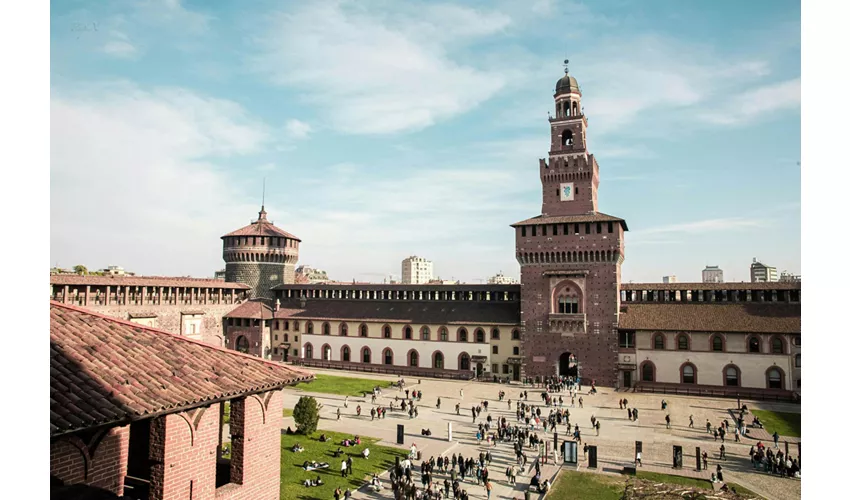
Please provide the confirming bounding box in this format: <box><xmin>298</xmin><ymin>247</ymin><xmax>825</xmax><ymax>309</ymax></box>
<box><xmin>292</xmin><ymin>396</ymin><xmax>321</xmax><ymax>435</ymax></box>
<box><xmin>73</xmin><ymin>265</ymin><xmax>88</xmax><ymax>275</ymax></box>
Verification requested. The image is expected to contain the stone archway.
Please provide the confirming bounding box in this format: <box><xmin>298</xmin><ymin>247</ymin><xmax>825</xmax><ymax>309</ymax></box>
<box><xmin>559</xmin><ymin>352</ymin><xmax>578</xmax><ymax>378</ymax></box>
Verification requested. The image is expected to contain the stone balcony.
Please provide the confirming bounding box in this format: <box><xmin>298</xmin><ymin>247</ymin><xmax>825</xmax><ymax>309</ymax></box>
<box><xmin>548</xmin><ymin>313</ymin><xmax>587</xmax><ymax>336</ymax></box>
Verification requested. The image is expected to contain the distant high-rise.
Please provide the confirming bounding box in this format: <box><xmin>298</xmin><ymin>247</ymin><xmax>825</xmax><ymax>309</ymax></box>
<box><xmin>702</xmin><ymin>266</ymin><xmax>724</xmax><ymax>283</ymax></box>
<box><xmin>751</xmin><ymin>258</ymin><xmax>778</xmax><ymax>283</ymax></box>
<box><xmin>401</xmin><ymin>256</ymin><xmax>433</xmax><ymax>284</ymax></box>
<box><xmin>662</xmin><ymin>275</ymin><xmax>677</xmax><ymax>284</ymax></box>
<box><xmin>779</xmin><ymin>270</ymin><xmax>801</xmax><ymax>283</ymax></box>
<box><xmin>488</xmin><ymin>272</ymin><xmax>519</xmax><ymax>284</ymax></box>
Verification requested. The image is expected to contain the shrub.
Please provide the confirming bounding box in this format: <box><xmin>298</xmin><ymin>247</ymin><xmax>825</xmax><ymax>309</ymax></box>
<box><xmin>292</xmin><ymin>396</ymin><xmax>321</xmax><ymax>434</ymax></box>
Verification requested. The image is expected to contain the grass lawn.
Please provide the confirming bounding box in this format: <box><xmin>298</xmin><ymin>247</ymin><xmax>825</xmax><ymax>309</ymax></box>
<box><xmin>751</xmin><ymin>410</ymin><xmax>801</xmax><ymax>438</ymax></box>
<box><xmin>548</xmin><ymin>470</ymin><xmax>624</xmax><ymax>500</ymax></box>
<box><xmin>280</xmin><ymin>429</ymin><xmax>406</xmax><ymax>499</ymax></box>
<box><xmin>638</xmin><ymin>471</ymin><xmax>709</xmax><ymax>489</ymax></box>
<box><xmin>293</xmin><ymin>374</ymin><xmax>394</xmax><ymax>396</ymax></box>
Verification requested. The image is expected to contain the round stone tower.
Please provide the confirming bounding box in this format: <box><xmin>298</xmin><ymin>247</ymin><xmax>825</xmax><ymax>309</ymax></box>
<box><xmin>221</xmin><ymin>206</ymin><xmax>300</xmax><ymax>299</ymax></box>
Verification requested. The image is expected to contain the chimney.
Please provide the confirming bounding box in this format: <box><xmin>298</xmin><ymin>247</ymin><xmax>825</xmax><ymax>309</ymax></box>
<box><xmin>274</xmin><ymin>298</ymin><xmax>280</xmax><ymax>312</ymax></box>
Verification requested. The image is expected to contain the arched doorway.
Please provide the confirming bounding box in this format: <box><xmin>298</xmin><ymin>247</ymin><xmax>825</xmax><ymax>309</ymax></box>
<box><xmin>236</xmin><ymin>335</ymin><xmax>249</xmax><ymax>354</ymax></box>
<box><xmin>282</xmin><ymin>348</ymin><xmax>289</xmax><ymax>362</ymax></box>
<box><xmin>475</xmin><ymin>362</ymin><xmax>483</xmax><ymax>378</ymax></box>
<box><xmin>558</xmin><ymin>352</ymin><xmax>578</xmax><ymax>377</ymax></box>
<box><xmin>459</xmin><ymin>353</ymin><xmax>470</xmax><ymax>371</ymax></box>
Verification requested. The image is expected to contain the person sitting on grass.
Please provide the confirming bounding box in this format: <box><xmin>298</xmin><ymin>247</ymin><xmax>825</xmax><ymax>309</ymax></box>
<box><xmin>355</xmin><ymin>435</ymin><xmax>361</xmax><ymax>445</ymax></box>
<box><xmin>302</xmin><ymin>475</ymin><xmax>323</xmax><ymax>487</ymax></box>
<box><xmin>292</xmin><ymin>443</ymin><xmax>304</xmax><ymax>453</ymax></box>
<box><xmin>753</xmin><ymin>416</ymin><xmax>763</xmax><ymax>428</ymax></box>
<box><xmin>362</xmin><ymin>448</ymin><xmax>370</xmax><ymax>459</ymax></box>
<box><xmin>319</xmin><ymin>434</ymin><xmax>328</xmax><ymax>442</ymax></box>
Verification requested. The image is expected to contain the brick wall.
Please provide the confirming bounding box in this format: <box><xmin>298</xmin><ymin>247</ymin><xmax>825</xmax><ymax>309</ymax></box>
<box><xmin>50</xmin><ymin>426</ymin><xmax>130</xmax><ymax>495</ymax></box>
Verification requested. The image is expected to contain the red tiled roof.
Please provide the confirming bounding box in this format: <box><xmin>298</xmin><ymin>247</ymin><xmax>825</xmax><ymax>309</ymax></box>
<box><xmin>618</xmin><ymin>303</ymin><xmax>800</xmax><ymax>334</ymax></box>
<box><xmin>49</xmin><ymin>274</ymin><xmax>250</xmax><ymax>289</ymax></box>
<box><xmin>50</xmin><ymin>301</ymin><xmax>313</xmax><ymax>437</ymax></box>
<box><xmin>621</xmin><ymin>282</ymin><xmax>801</xmax><ymax>291</ymax></box>
<box><xmin>511</xmin><ymin>212</ymin><xmax>628</xmax><ymax>230</ymax></box>
<box><xmin>222</xmin><ymin>210</ymin><xmax>300</xmax><ymax>240</ymax></box>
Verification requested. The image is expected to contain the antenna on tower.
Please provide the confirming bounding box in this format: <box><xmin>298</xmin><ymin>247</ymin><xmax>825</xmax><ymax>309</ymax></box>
<box><xmin>262</xmin><ymin>177</ymin><xmax>266</xmax><ymax>210</ymax></box>
<box><xmin>563</xmin><ymin>58</ymin><xmax>569</xmax><ymax>74</ymax></box>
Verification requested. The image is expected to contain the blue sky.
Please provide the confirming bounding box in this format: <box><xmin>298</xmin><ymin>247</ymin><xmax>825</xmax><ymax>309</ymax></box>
<box><xmin>50</xmin><ymin>0</ymin><xmax>801</xmax><ymax>283</ymax></box>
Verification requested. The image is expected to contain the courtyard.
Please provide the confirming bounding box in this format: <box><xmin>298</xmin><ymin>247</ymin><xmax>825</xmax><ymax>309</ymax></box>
<box><xmin>276</xmin><ymin>369</ymin><xmax>800</xmax><ymax>500</ymax></box>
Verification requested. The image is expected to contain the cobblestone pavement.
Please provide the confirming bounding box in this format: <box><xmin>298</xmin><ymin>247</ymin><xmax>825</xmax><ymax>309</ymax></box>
<box><xmin>281</xmin><ymin>370</ymin><xmax>801</xmax><ymax>500</ymax></box>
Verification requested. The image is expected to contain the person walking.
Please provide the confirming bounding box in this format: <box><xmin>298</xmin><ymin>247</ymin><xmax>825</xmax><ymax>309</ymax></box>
<box><xmin>773</xmin><ymin>431</ymin><xmax>780</xmax><ymax>448</ymax></box>
<box><xmin>665</xmin><ymin>414</ymin><xmax>671</xmax><ymax>429</ymax></box>
<box><xmin>485</xmin><ymin>481</ymin><xmax>492</xmax><ymax>499</ymax></box>
<box><xmin>340</xmin><ymin>459</ymin><xmax>348</xmax><ymax>478</ymax></box>
<box><xmin>635</xmin><ymin>451</ymin><xmax>642</xmax><ymax>467</ymax></box>
<box><xmin>689</xmin><ymin>415</ymin><xmax>694</xmax><ymax>428</ymax></box>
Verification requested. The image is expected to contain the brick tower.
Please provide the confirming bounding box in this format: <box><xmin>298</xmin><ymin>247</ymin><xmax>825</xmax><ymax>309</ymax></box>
<box><xmin>222</xmin><ymin>206</ymin><xmax>300</xmax><ymax>299</ymax></box>
<box><xmin>511</xmin><ymin>61</ymin><xmax>628</xmax><ymax>386</ymax></box>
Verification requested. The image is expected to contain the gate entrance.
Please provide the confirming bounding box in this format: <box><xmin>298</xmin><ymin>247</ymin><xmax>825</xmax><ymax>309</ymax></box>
<box><xmin>558</xmin><ymin>352</ymin><xmax>578</xmax><ymax>378</ymax></box>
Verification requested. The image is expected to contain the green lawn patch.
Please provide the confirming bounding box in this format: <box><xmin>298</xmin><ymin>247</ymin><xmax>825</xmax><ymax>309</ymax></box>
<box><xmin>548</xmin><ymin>470</ymin><xmax>623</xmax><ymax>500</ymax></box>
<box><xmin>282</xmin><ymin>408</ymin><xmax>294</xmax><ymax>418</ymax></box>
<box><xmin>751</xmin><ymin>410</ymin><xmax>801</xmax><ymax>438</ymax></box>
<box><xmin>293</xmin><ymin>374</ymin><xmax>393</xmax><ymax>396</ymax></box>
<box><xmin>280</xmin><ymin>429</ymin><xmax>406</xmax><ymax>499</ymax></box>
<box><xmin>727</xmin><ymin>482</ymin><xmax>762</xmax><ymax>499</ymax></box>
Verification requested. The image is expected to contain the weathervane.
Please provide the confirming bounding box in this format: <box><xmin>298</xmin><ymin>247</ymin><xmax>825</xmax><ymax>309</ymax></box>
<box><xmin>563</xmin><ymin>58</ymin><xmax>569</xmax><ymax>74</ymax></box>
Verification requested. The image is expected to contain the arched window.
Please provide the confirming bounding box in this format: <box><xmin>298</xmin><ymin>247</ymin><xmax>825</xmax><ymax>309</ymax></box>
<box><xmin>767</xmin><ymin>367</ymin><xmax>783</xmax><ymax>389</ymax></box>
<box><xmin>562</xmin><ymin>129</ymin><xmax>574</xmax><ymax>146</ymax></box>
<box><xmin>322</xmin><ymin>322</ymin><xmax>330</xmax><ymax>335</ymax></box>
<box><xmin>362</xmin><ymin>347</ymin><xmax>371</xmax><ymax>364</ymax></box>
<box><xmin>409</xmin><ymin>350</ymin><xmax>419</xmax><ymax>367</ymax></box>
<box><xmin>236</xmin><ymin>335</ymin><xmax>249</xmax><ymax>353</ymax></box>
<box><xmin>458</xmin><ymin>328</ymin><xmax>468</xmax><ymax>342</ymax></box>
<box><xmin>681</xmin><ymin>363</ymin><xmax>697</xmax><ymax>384</ymax></box>
<box><xmin>307</xmin><ymin>321</ymin><xmax>314</xmax><ymax>334</ymax></box>
<box><xmin>572</xmin><ymin>102</ymin><xmax>578</xmax><ymax>116</ymax></box>
<box><xmin>421</xmin><ymin>326</ymin><xmax>430</xmax><ymax>341</ymax></box>
<box><xmin>677</xmin><ymin>334</ymin><xmax>690</xmax><ymax>351</ymax></box>
<box><xmin>459</xmin><ymin>353</ymin><xmax>470</xmax><ymax>370</ymax></box>
<box><xmin>771</xmin><ymin>336</ymin><xmax>785</xmax><ymax>354</ymax></box>
<box><xmin>640</xmin><ymin>362</ymin><xmax>655</xmax><ymax>382</ymax></box>
<box><xmin>383</xmin><ymin>348</ymin><xmax>393</xmax><ymax>365</ymax></box>
<box><xmin>404</xmin><ymin>326</ymin><xmax>413</xmax><ymax>340</ymax></box>
<box><xmin>653</xmin><ymin>334</ymin><xmax>665</xmax><ymax>350</ymax></box>
<box><xmin>322</xmin><ymin>345</ymin><xmax>331</xmax><ymax>360</ymax></box>
<box><xmin>359</xmin><ymin>324</ymin><xmax>368</xmax><ymax>337</ymax></box>
<box><xmin>383</xmin><ymin>325</ymin><xmax>392</xmax><ymax>339</ymax></box>
<box><xmin>304</xmin><ymin>343</ymin><xmax>313</xmax><ymax>359</ymax></box>
<box><xmin>433</xmin><ymin>351</ymin><xmax>444</xmax><ymax>369</ymax></box>
<box><xmin>748</xmin><ymin>336</ymin><xmax>761</xmax><ymax>353</ymax></box>
<box><xmin>724</xmin><ymin>365</ymin><xmax>740</xmax><ymax>386</ymax></box>
<box><xmin>283</xmin><ymin>333</ymin><xmax>289</xmax><ymax>342</ymax></box>
<box><xmin>439</xmin><ymin>327</ymin><xmax>448</xmax><ymax>341</ymax></box>
<box><xmin>475</xmin><ymin>329</ymin><xmax>485</xmax><ymax>343</ymax></box>
<box><xmin>711</xmin><ymin>335</ymin><xmax>724</xmax><ymax>352</ymax></box>
<box><xmin>795</xmin><ymin>353</ymin><xmax>801</xmax><ymax>368</ymax></box>
<box><xmin>491</xmin><ymin>328</ymin><xmax>500</xmax><ymax>340</ymax></box>
<box><xmin>342</xmin><ymin>346</ymin><xmax>351</xmax><ymax>362</ymax></box>
<box><xmin>340</xmin><ymin>323</ymin><xmax>348</xmax><ymax>336</ymax></box>
<box><xmin>511</xmin><ymin>329</ymin><xmax>520</xmax><ymax>340</ymax></box>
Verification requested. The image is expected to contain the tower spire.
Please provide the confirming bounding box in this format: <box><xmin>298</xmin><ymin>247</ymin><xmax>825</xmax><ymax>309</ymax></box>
<box><xmin>258</xmin><ymin>178</ymin><xmax>268</xmax><ymax>221</ymax></box>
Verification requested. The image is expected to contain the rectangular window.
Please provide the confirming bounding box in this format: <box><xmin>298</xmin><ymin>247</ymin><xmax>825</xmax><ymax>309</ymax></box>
<box><xmin>521</xmin><ymin>227</ymin><xmax>527</xmax><ymax>237</ymax></box>
<box><xmin>503</xmin><ymin>364</ymin><xmax>509</xmax><ymax>374</ymax></box>
<box><xmin>513</xmin><ymin>346</ymin><xmax>520</xmax><ymax>355</ymax></box>
<box><xmin>492</xmin><ymin>345</ymin><xmax>499</xmax><ymax>354</ymax></box>
<box><xmin>607</xmin><ymin>222</ymin><xmax>613</xmax><ymax>233</ymax></box>
<box><xmin>618</xmin><ymin>331</ymin><xmax>634</xmax><ymax>348</ymax></box>
<box><xmin>552</xmin><ymin>224</ymin><xmax>557</xmax><ymax>236</ymax></box>
<box><xmin>542</xmin><ymin>225</ymin><xmax>547</xmax><ymax>236</ymax></box>
<box><xmin>585</xmin><ymin>223</ymin><xmax>591</xmax><ymax>234</ymax></box>
<box><xmin>531</xmin><ymin>226</ymin><xmax>537</xmax><ymax>236</ymax></box>
<box><xmin>596</xmin><ymin>222</ymin><xmax>602</xmax><ymax>234</ymax></box>
<box><xmin>492</xmin><ymin>364</ymin><xmax>498</xmax><ymax>374</ymax></box>
<box><xmin>563</xmin><ymin>224</ymin><xmax>569</xmax><ymax>234</ymax></box>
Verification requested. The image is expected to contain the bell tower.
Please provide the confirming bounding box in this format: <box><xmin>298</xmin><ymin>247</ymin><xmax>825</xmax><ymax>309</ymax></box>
<box><xmin>541</xmin><ymin>59</ymin><xmax>599</xmax><ymax>217</ymax></box>
<box><xmin>512</xmin><ymin>61</ymin><xmax>628</xmax><ymax>388</ymax></box>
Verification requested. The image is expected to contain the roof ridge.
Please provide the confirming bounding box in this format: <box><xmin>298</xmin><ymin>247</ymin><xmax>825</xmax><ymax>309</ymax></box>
<box><xmin>50</xmin><ymin>301</ymin><xmax>311</xmax><ymax>375</ymax></box>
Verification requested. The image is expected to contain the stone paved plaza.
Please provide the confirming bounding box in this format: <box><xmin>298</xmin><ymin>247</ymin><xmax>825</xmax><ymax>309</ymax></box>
<box><xmin>281</xmin><ymin>369</ymin><xmax>801</xmax><ymax>500</ymax></box>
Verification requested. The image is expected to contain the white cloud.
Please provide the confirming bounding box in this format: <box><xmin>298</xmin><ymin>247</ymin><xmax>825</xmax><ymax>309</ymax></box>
<box><xmin>697</xmin><ymin>78</ymin><xmax>800</xmax><ymax>125</ymax></box>
<box><xmin>284</xmin><ymin>119</ymin><xmax>313</xmax><ymax>139</ymax></box>
<box><xmin>102</xmin><ymin>40</ymin><xmax>137</xmax><ymax>58</ymax></box>
<box><xmin>251</xmin><ymin>2</ymin><xmax>507</xmax><ymax>134</ymax></box>
<box><xmin>635</xmin><ymin>217</ymin><xmax>764</xmax><ymax>236</ymax></box>
<box><xmin>50</xmin><ymin>83</ymin><xmax>270</xmax><ymax>276</ymax></box>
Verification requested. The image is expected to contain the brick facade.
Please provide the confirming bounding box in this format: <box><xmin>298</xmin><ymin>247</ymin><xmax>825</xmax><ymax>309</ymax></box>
<box><xmin>50</xmin><ymin>390</ymin><xmax>285</xmax><ymax>500</ymax></box>
<box><xmin>516</xmin><ymin>69</ymin><xmax>626</xmax><ymax>386</ymax></box>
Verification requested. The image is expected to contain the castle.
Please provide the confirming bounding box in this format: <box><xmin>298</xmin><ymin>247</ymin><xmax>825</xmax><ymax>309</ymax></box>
<box><xmin>49</xmin><ymin>65</ymin><xmax>801</xmax><ymax>399</ymax></box>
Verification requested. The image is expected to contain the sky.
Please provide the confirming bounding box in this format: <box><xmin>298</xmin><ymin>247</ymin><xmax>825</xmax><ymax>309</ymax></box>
<box><xmin>50</xmin><ymin>0</ymin><xmax>801</xmax><ymax>284</ymax></box>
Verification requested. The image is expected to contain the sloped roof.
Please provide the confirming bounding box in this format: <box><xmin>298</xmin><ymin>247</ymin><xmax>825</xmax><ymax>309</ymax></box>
<box><xmin>221</xmin><ymin>208</ymin><xmax>300</xmax><ymax>241</ymax></box>
<box><xmin>50</xmin><ymin>274</ymin><xmax>250</xmax><ymax>289</ymax></box>
<box><xmin>618</xmin><ymin>303</ymin><xmax>801</xmax><ymax>334</ymax></box>
<box><xmin>276</xmin><ymin>299</ymin><xmax>520</xmax><ymax>325</ymax></box>
<box><xmin>50</xmin><ymin>302</ymin><xmax>312</xmax><ymax>437</ymax></box>
<box><xmin>511</xmin><ymin>212</ymin><xmax>628</xmax><ymax>231</ymax></box>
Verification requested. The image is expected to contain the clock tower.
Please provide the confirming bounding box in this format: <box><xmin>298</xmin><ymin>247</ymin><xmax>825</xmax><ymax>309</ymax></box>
<box><xmin>512</xmin><ymin>61</ymin><xmax>628</xmax><ymax>387</ymax></box>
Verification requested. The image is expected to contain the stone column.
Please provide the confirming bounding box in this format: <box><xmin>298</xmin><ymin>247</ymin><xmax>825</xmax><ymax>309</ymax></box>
<box><xmin>85</xmin><ymin>285</ymin><xmax>90</xmax><ymax>306</ymax></box>
<box><xmin>105</xmin><ymin>285</ymin><xmax>111</xmax><ymax>306</ymax></box>
<box><xmin>63</xmin><ymin>285</ymin><xmax>69</xmax><ymax>304</ymax></box>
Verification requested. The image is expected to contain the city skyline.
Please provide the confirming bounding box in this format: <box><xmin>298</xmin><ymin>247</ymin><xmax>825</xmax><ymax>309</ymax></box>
<box><xmin>50</xmin><ymin>0</ymin><xmax>801</xmax><ymax>284</ymax></box>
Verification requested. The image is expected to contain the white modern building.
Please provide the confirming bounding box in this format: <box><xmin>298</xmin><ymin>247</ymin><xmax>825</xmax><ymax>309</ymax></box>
<box><xmin>702</xmin><ymin>266</ymin><xmax>724</xmax><ymax>283</ymax></box>
<box><xmin>779</xmin><ymin>271</ymin><xmax>801</xmax><ymax>283</ymax></box>
<box><xmin>751</xmin><ymin>258</ymin><xmax>778</xmax><ymax>283</ymax></box>
<box><xmin>662</xmin><ymin>275</ymin><xmax>677</xmax><ymax>284</ymax></box>
<box><xmin>402</xmin><ymin>256</ymin><xmax>434</xmax><ymax>284</ymax></box>
<box><xmin>489</xmin><ymin>272</ymin><xmax>519</xmax><ymax>284</ymax></box>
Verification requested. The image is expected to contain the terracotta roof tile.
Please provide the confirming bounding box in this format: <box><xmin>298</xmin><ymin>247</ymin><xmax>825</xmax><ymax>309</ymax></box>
<box><xmin>511</xmin><ymin>212</ymin><xmax>628</xmax><ymax>230</ymax></box>
<box><xmin>618</xmin><ymin>303</ymin><xmax>800</xmax><ymax>334</ymax></box>
<box><xmin>50</xmin><ymin>275</ymin><xmax>250</xmax><ymax>289</ymax></box>
<box><xmin>50</xmin><ymin>301</ymin><xmax>313</xmax><ymax>437</ymax></box>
